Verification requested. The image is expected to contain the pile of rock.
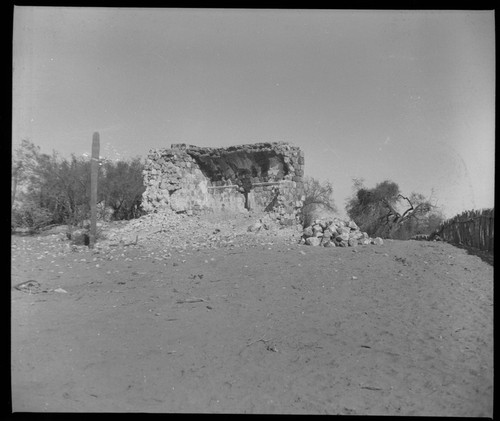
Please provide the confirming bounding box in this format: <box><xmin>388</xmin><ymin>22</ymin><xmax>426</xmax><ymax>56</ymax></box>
<box><xmin>299</xmin><ymin>218</ymin><xmax>384</xmax><ymax>247</ymax></box>
<box><xmin>90</xmin><ymin>209</ymin><xmax>301</xmax><ymax>252</ymax></box>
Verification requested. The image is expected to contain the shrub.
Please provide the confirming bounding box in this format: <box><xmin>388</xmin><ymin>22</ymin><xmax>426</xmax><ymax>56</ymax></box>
<box><xmin>12</xmin><ymin>140</ymin><xmax>147</xmax><ymax>232</ymax></box>
<box><xmin>345</xmin><ymin>178</ymin><xmax>442</xmax><ymax>239</ymax></box>
<box><xmin>100</xmin><ymin>157</ymin><xmax>146</xmax><ymax>220</ymax></box>
<box><xmin>11</xmin><ymin>201</ymin><xmax>53</xmax><ymax>234</ymax></box>
<box><xmin>300</xmin><ymin>176</ymin><xmax>337</xmax><ymax>226</ymax></box>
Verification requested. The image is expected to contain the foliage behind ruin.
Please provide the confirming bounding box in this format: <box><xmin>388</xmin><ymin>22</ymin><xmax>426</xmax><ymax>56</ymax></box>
<box><xmin>12</xmin><ymin>140</ymin><xmax>146</xmax><ymax>233</ymax></box>
<box><xmin>345</xmin><ymin>178</ymin><xmax>444</xmax><ymax>239</ymax></box>
<box><xmin>300</xmin><ymin>176</ymin><xmax>338</xmax><ymax>227</ymax></box>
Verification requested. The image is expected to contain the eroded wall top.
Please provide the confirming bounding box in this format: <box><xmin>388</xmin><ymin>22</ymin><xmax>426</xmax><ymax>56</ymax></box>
<box><xmin>170</xmin><ymin>142</ymin><xmax>304</xmax><ymax>185</ymax></box>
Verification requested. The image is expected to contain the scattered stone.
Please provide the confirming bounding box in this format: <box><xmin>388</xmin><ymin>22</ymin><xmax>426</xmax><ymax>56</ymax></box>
<box><xmin>70</xmin><ymin>229</ymin><xmax>89</xmax><ymax>246</ymax></box>
<box><xmin>339</xmin><ymin>227</ymin><xmax>351</xmax><ymax>236</ymax></box>
<box><xmin>177</xmin><ymin>297</ymin><xmax>205</xmax><ymax>304</ymax></box>
<box><xmin>302</xmin><ymin>226</ymin><xmax>314</xmax><ymax>238</ymax></box>
<box><xmin>14</xmin><ymin>280</ymin><xmax>41</xmax><ymax>293</ymax></box>
<box><xmin>348</xmin><ymin>220</ymin><xmax>359</xmax><ymax>230</ymax></box>
<box><xmin>312</xmin><ymin>224</ymin><xmax>323</xmax><ymax>233</ymax></box>
<box><xmin>349</xmin><ymin>231</ymin><xmax>363</xmax><ymax>240</ymax></box>
<box><xmin>319</xmin><ymin>220</ymin><xmax>329</xmax><ymax>230</ymax></box>
<box><xmin>322</xmin><ymin>229</ymin><xmax>333</xmax><ymax>239</ymax></box>
<box><xmin>248</xmin><ymin>222</ymin><xmax>263</xmax><ymax>232</ymax></box>
<box><xmin>372</xmin><ymin>237</ymin><xmax>384</xmax><ymax>246</ymax></box>
<box><xmin>348</xmin><ymin>238</ymin><xmax>358</xmax><ymax>247</ymax></box>
<box><xmin>305</xmin><ymin>237</ymin><xmax>321</xmax><ymax>246</ymax></box>
<box><xmin>336</xmin><ymin>233</ymin><xmax>349</xmax><ymax>242</ymax></box>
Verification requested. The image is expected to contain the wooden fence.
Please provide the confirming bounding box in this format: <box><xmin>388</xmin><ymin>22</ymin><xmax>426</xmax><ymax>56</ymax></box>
<box><xmin>436</xmin><ymin>208</ymin><xmax>494</xmax><ymax>253</ymax></box>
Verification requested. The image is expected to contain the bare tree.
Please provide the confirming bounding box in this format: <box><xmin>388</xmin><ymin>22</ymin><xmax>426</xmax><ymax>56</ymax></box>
<box><xmin>302</xmin><ymin>176</ymin><xmax>337</xmax><ymax>212</ymax></box>
<box><xmin>300</xmin><ymin>176</ymin><xmax>338</xmax><ymax>227</ymax></box>
<box><xmin>346</xmin><ymin>179</ymin><xmax>441</xmax><ymax>239</ymax></box>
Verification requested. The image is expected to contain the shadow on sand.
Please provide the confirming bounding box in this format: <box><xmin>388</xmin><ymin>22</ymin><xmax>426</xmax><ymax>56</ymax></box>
<box><xmin>451</xmin><ymin>243</ymin><xmax>494</xmax><ymax>266</ymax></box>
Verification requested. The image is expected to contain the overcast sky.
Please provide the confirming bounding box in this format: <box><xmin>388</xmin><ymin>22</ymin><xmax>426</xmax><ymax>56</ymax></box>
<box><xmin>13</xmin><ymin>8</ymin><xmax>495</xmax><ymax>218</ymax></box>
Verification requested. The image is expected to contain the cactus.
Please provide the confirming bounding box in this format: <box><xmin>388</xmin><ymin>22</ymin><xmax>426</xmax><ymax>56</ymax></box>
<box><xmin>89</xmin><ymin>132</ymin><xmax>100</xmax><ymax>248</ymax></box>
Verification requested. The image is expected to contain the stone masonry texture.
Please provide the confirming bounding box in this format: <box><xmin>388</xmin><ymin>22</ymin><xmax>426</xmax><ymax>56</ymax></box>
<box><xmin>142</xmin><ymin>142</ymin><xmax>305</xmax><ymax>222</ymax></box>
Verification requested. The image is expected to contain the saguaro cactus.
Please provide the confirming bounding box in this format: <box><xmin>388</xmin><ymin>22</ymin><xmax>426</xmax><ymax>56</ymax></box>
<box><xmin>89</xmin><ymin>132</ymin><xmax>100</xmax><ymax>248</ymax></box>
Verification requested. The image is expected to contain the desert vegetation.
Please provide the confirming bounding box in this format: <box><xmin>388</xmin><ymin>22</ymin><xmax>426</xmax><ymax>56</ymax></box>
<box><xmin>10</xmin><ymin>142</ymin><xmax>493</xmax><ymax>416</ymax></box>
<box><xmin>11</xmin><ymin>140</ymin><xmax>446</xmax><ymax>242</ymax></box>
<box><xmin>300</xmin><ymin>176</ymin><xmax>338</xmax><ymax>228</ymax></box>
<box><xmin>345</xmin><ymin>178</ymin><xmax>445</xmax><ymax>240</ymax></box>
<box><xmin>11</xmin><ymin>139</ymin><xmax>146</xmax><ymax>233</ymax></box>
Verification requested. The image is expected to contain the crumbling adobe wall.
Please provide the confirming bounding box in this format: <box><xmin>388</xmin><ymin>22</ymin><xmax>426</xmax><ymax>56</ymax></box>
<box><xmin>142</xmin><ymin>142</ymin><xmax>305</xmax><ymax>221</ymax></box>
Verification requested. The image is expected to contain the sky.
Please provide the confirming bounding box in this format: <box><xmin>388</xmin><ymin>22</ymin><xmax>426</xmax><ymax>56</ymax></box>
<box><xmin>12</xmin><ymin>8</ymin><xmax>495</xmax><ymax>218</ymax></box>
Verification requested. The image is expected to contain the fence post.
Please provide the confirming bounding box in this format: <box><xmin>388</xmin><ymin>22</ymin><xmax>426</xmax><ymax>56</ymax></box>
<box><xmin>89</xmin><ymin>132</ymin><xmax>100</xmax><ymax>248</ymax></box>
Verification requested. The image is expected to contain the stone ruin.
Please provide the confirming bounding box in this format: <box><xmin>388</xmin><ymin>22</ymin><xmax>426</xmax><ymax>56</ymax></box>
<box><xmin>142</xmin><ymin>142</ymin><xmax>305</xmax><ymax>224</ymax></box>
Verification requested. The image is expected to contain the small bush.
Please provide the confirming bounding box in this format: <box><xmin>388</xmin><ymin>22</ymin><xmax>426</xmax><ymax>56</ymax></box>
<box><xmin>13</xmin><ymin>140</ymin><xmax>147</xmax><ymax>230</ymax></box>
<box><xmin>301</xmin><ymin>203</ymin><xmax>337</xmax><ymax>228</ymax></box>
<box><xmin>11</xmin><ymin>201</ymin><xmax>53</xmax><ymax>234</ymax></box>
<box><xmin>300</xmin><ymin>176</ymin><xmax>338</xmax><ymax>227</ymax></box>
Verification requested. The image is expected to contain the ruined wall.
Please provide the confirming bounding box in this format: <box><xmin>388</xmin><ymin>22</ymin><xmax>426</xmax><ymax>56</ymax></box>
<box><xmin>142</xmin><ymin>142</ymin><xmax>305</xmax><ymax>221</ymax></box>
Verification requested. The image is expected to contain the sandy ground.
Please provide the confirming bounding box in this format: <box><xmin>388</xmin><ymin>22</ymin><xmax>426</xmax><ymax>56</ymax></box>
<box><xmin>10</xmin><ymin>224</ymin><xmax>493</xmax><ymax>415</ymax></box>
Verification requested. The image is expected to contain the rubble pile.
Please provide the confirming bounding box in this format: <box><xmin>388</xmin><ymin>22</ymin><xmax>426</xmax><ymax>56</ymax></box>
<box><xmin>50</xmin><ymin>208</ymin><xmax>386</xmax><ymax>255</ymax></box>
<box><xmin>62</xmin><ymin>211</ymin><xmax>384</xmax><ymax>253</ymax></box>
<box><xmin>299</xmin><ymin>217</ymin><xmax>384</xmax><ymax>247</ymax></box>
<box><xmin>94</xmin><ymin>210</ymin><xmax>302</xmax><ymax>252</ymax></box>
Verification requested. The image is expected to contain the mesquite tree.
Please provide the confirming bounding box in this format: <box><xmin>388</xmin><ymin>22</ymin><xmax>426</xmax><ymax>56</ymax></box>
<box><xmin>99</xmin><ymin>158</ymin><xmax>146</xmax><ymax>220</ymax></box>
<box><xmin>346</xmin><ymin>179</ymin><xmax>441</xmax><ymax>239</ymax></box>
<box><xmin>302</xmin><ymin>176</ymin><xmax>337</xmax><ymax>212</ymax></box>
